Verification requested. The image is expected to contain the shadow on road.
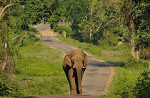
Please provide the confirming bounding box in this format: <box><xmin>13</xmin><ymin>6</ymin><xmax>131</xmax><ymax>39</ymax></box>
<box><xmin>43</xmin><ymin>39</ymin><xmax>53</xmax><ymax>42</ymax></box>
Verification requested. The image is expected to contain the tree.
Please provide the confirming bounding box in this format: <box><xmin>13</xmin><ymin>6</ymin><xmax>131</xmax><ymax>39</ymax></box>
<box><xmin>64</xmin><ymin>0</ymin><xmax>90</xmax><ymax>40</ymax></box>
<box><xmin>0</xmin><ymin>1</ymin><xmax>17</xmax><ymax>73</ymax></box>
<box><xmin>136</xmin><ymin>0</ymin><xmax>150</xmax><ymax>59</ymax></box>
<box><xmin>121</xmin><ymin>0</ymin><xmax>150</xmax><ymax>61</ymax></box>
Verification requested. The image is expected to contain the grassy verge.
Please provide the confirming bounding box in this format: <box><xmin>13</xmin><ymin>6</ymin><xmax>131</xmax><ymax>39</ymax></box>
<box><xmin>57</xmin><ymin>36</ymin><xmax>131</xmax><ymax>63</ymax></box>
<box><xmin>57</xmin><ymin>36</ymin><xmax>149</xmax><ymax>97</ymax></box>
<box><xmin>14</xmin><ymin>37</ymin><xmax>69</xmax><ymax>96</ymax></box>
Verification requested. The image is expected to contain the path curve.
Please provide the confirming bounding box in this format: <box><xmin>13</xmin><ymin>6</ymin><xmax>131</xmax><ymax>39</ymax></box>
<box><xmin>34</xmin><ymin>24</ymin><xmax>114</xmax><ymax>97</ymax></box>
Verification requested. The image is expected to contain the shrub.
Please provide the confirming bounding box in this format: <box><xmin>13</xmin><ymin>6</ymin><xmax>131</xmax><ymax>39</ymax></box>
<box><xmin>52</xmin><ymin>24</ymin><xmax>73</xmax><ymax>37</ymax></box>
<box><xmin>124</xmin><ymin>57</ymin><xmax>149</xmax><ymax>68</ymax></box>
<box><xmin>0</xmin><ymin>76</ymin><xmax>11</xmax><ymax>96</ymax></box>
<box><xmin>0</xmin><ymin>74</ymin><xmax>22</xmax><ymax>97</ymax></box>
<box><xmin>112</xmin><ymin>70</ymin><xmax>150</xmax><ymax>98</ymax></box>
<box><xmin>112</xmin><ymin>74</ymin><xmax>134</xmax><ymax>98</ymax></box>
<box><xmin>133</xmin><ymin>70</ymin><xmax>150</xmax><ymax>98</ymax></box>
<box><xmin>98</xmin><ymin>33</ymin><xmax>120</xmax><ymax>46</ymax></box>
<box><xmin>124</xmin><ymin>57</ymin><xmax>138</xmax><ymax>68</ymax></box>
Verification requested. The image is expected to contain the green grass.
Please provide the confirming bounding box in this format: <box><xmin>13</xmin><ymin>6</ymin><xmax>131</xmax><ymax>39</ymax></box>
<box><xmin>57</xmin><ymin>36</ymin><xmax>131</xmax><ymax>63</ymax></box>
<box><xmin>57</xmin><ymin>36</ymin><xmax>102</xmax><ymax>58</ymax></box>
<box><xmin>14</xmin><ymin>40</ymin><xmax>69</xmax><ymax>96</ymax></box>
<box><xmin>57</xmin><ymin>36</ymin><xmax>149</xmax><ymax>97</ymax></box>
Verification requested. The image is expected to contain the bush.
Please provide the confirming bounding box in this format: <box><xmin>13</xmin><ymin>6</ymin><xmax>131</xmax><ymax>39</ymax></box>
<box><xmin>98</xmin><ymin>33</ymin><xmax>120</xmax><ymax>46</ymax></box>
<box><xmin>0</xmin><ymin>74</ymin><xmax>22</xmax><ymax>97</ymax></box>
<box><xmin>0</xmin><ymin>76</ymin><xmax>11</xmax><ymax>96</ymax></box>
<box><xmin>124</xmin><ymin>58</ymin><xmax>149</xmax><ymax>68</ymax></box>
<box><xmin>52</xmin><ymin>24</ymin><xmax>73</xmax><ymax>37</ymax></box>
<box><xmin>133</xmin><ymin>70</ymin><xmax>150</xmax><ymax>98</ymax></box>
<box><xmin>112</xmin><ymin>70</ymin><xmax>150</xmax><ymax>98</ymax></box>
<box><xmin>116</xmin><ymin>44</ymin><xmax>130</xmax><ymax>50</ymax></box>
<box><xmin>124</xmin><ymin>57</ymin><xmax>138</xmax><ymax>68</ymax></box>
<box><xmin>112</xmin><ymin>74</ymin><xmax>134</xmax><ymax>98</ymax></box>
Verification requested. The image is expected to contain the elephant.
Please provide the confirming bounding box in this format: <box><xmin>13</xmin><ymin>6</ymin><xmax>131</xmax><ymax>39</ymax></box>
<box><xmin>62</xmin><ymin>49</ymin><xmax>87</xmax><ymax>94</ymax></box>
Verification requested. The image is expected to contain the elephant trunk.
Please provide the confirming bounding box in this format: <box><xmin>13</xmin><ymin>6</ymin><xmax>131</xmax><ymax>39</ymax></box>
<box><xmin>74</xmin><ymin>63</ymin><xmax>83</xmax><ymax>94</ymax></box>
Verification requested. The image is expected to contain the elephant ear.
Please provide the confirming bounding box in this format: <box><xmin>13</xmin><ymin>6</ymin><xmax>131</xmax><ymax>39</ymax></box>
<box><xmin>83</xmin><ymin>54</ymin><xmax>87</xmax><ymax>67</ymax></box>
<box><xmin>62</xmin><ymin>55</ymin><xmax>72</xmax><ymax>68</ymax></box>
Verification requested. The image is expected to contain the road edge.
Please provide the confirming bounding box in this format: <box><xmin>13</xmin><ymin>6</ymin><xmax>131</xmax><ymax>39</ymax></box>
<box><xmin>101</xmin><ymin>66</ymin><xmax>116</xmax><ymax>95</ymax></box>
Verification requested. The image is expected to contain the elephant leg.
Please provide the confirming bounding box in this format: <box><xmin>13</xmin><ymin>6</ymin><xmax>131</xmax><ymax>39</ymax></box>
<box><xmin>68</xmin><ymin>68</ymin><xmax>77</xmax><ymax>94</ymax></box>
<box><xmin>63</xmin><ymin>67</ymin><xmax>71</xmax><ymax>92</ymax></box>
<box><xmin>78</xmin><ymin>71</ymin><xmax>84</xmax><ymax>94</ymax></box>
<box><xmin>80</xmin><ymin>69</ymin><xmax>86</xmax><ymax>94</ymax></box>
<box><xmin>63</xmin><ymin>67</ymin><xmax>70</xmax><ymax>83</ymax></box>
<box><xmin>73</xmin><ymin>68</ymin><xmax>82</xmax><ymax>94</ymax></box>
<box><xmin>77</xmin><ymin>69</ymin><xmax>85</xmax><ymax>94</ymax></box>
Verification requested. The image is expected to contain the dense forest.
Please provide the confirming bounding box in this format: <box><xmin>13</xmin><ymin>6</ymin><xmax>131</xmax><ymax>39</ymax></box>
<box><xmin>0</xmin><ymin>0</ymin><xmax>150</xmax><ymax>97</ymax></box>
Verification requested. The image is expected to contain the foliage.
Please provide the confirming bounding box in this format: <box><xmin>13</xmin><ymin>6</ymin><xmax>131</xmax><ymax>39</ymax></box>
<box><xmin>52</xmin><ymin>0</ymin><xmax>150</xmax><ymax>60</ymax></box>
<box><xmin>124</xmin><ymin>57</ymin><xmax>149</xmax><ymax>68</ymax></box>
<box><xmin>98</xmin><ymin>33</ymin><xmax>121</xmax><ymax>46</ymax></box>
<box><xmin>112</xmin><ymin>74</ymin><xmax>135</xmax><ymax>98</ymax></box>
<box><xmin>0</xmin><ymin>74</ymin><xmax>11</xmax><ymax>96</ymax></box>
<box><xmin>136</xmin><ymin>1</ymin><xmax>150</xmax><ymax>48</ymax></box>
<box><xmin>120</xmin><ymin>0</ymin><xmax>150</xmax><ymax>60</ymax></box>
<box><xmin>112</xmin><ymin>70</ymin><xmax>150</xmax><ymax>98</ymax></box>
<box><xmin>53</xmin><ymin>0</ymin><xmax>131</xmax><ymax>45</ymax></box>
<box><xmin>133</xmin><ymin>70</ymin><xmax>150</xmax><ymax>98</ymax></box>
<box><xmin>0</xmin><ymin>74</ymin><xmax>22</xmax><ymax>97</ymax></box>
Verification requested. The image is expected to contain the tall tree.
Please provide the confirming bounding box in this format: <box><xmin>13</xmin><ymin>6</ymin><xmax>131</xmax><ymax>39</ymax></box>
<box><xmin>121</xmin><ymin>0</ymin><xmax>139</xmax><ymax>60</ymax></box>
<box><xmin>0</xmin><ymin>0</ymin><xmax>17</xmax><ymax>73</ymax></box>
<box><xmin>121</xmin><ymin>0</ymin><xmax>150</xmax><ymax>61</ymax></box>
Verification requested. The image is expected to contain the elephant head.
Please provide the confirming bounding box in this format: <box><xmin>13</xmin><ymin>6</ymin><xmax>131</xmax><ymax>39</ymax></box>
<box><xmin>62</xmin><ymin>49</ymin><xmax>87</xmax><ymax>94</ymax></box>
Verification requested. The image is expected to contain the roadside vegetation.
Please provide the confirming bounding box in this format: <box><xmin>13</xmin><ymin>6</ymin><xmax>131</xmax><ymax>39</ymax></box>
<box><xmin>57</xmin><ymin>35</ymin><xmax>150</xmax><ymax>98</ymax></box>
<box><xmin>0</xmin><ymin>0</ymin><xmax>150</xmax><ymax>97</ymax></box>
<box><xmin>0</xmin><ymin>0</ymin><xmax>68</xmax><ymax>97</ymax></box>
<box><xmin>0</xmin><ymin>34</ymin><xmax>69</xmax><ymax>97</ymax></box>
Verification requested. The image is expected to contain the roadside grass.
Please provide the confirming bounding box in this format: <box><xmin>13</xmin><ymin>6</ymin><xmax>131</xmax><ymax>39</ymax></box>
<box><xmin>57</xmin><ymin>36</ymin><xmax>149</xmax><ymax>97</ymax></box>
<box><xmin>57</xmin><ymin>36</ymin><xmax>102</xmax><ymax>58</ymax></box>
<box><xmin>57</xmin><ymin>36</ymin><xmax>130</xmax><ymax>63</ymax></box>
<box><xmin>14</xmin><ymin>37</ymin><xmax>69</xmax><ymax>96</ymax></box>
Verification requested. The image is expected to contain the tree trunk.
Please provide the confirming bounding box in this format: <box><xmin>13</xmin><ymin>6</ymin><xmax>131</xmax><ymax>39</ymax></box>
<box><xmin>136</xmin><ymin>50</ymin><xmax>139</xmax><ymax>62</ymax></box>
<box><xmin>0</xmin><ymin>2</ymin><xmax>15</xmax><ymax>73</ymax></box>
<box><xmin>129</xmin><ymin>14</ymin><xmax>139</xmax><ymax>61</ymax></box>
<box><xmin>131</xmin><ymin>35</ymin><xmax>136</xmax><ymax>58</ymax></box>
<box><xmin>0</xmin><ymin>27</ymin><xmax>14</xmax><ymax>73</ymax></box>
<box><xmin>5</xmin><ymin>26</ymin><xmax>14</xmax><ymax>73</ymax></box>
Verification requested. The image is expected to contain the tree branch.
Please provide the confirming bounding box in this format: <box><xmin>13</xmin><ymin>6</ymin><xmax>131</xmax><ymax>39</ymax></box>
<box><xmin>13</xmin><ymin>35</ymin><xmax>25</xmax><ymax>45</ymax></box>
<box><xmin>0</xmin><ymin>3</ymin><xmax>15</xmax><ymax>18</ymax></box>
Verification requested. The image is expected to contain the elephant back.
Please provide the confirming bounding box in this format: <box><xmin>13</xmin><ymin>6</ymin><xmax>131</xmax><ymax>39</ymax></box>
<box><xmin>70</xmin><ymin>49</ymin><xmax>85</xmax><ymax>63</ymax></box>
